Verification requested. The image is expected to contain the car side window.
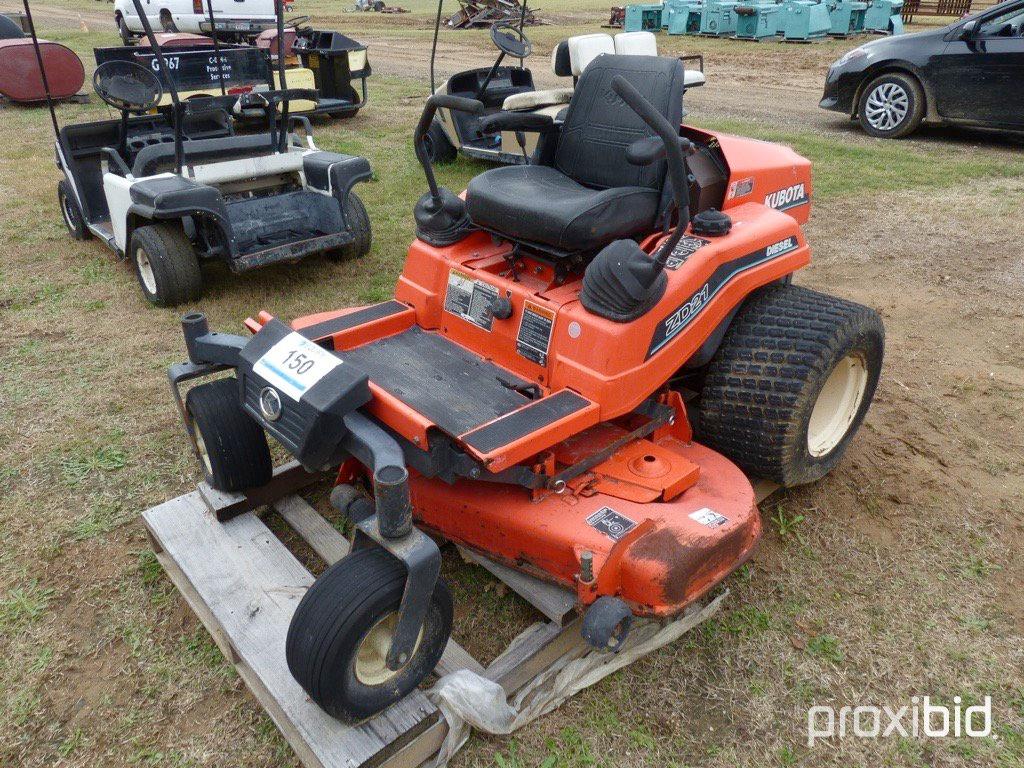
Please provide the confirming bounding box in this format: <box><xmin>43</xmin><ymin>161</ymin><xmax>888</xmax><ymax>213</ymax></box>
<box><xmin>978</xmin><ymin>7</ymin><xmax>1024</xmax><ymax>37</ymax></box>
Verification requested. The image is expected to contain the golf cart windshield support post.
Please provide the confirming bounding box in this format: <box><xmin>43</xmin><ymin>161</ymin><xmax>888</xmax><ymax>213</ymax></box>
<box><xmin>429</xmin><ymin>0</ymin><xmax>443</xmax><ymax>93</ymax></box>
<box><xmin>131</xmin><ymin>0</ymin><xmax>185</xmax><ymax>174</ymax></box>
<box><xmin>205</xmin><ymin>0</ymin><xmax>226</xmax><ymax>96</ymax></box>
<box><xmin>275</xmin><ymin>0</ymin><xmax>290</xmax><ymax>154</ymax></box>
<box><xmin>21</xmin><ymin>0</ymin><xmax>59</xmax><ymax>138</ymax></box>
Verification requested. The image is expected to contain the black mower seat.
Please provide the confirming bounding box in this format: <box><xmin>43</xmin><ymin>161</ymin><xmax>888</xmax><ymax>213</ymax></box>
<box><xmin>467</xmin><ymin>165</ymin><xmax>659</xmax><ymax>252</ymax></box>
<box><xmin>131</xmin><ymin>133</ymin><xmax>297</xmax><ymax>177</ymax></box>
<box><xmin>465</xmin><ymin>54</ymin><xmax>686</xmax><ymax>256</ymax></box>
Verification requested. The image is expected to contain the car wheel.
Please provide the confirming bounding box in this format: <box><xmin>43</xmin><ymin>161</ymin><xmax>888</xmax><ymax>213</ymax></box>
<box><xmin>422</xmin><ymin>119</ymin><xmax>457</xmax><ymax>164</ymax></box>
<box><xmin>857</xmin><ymin>73</ymin><xmax>924</xmax><ymax>139</ymax></box>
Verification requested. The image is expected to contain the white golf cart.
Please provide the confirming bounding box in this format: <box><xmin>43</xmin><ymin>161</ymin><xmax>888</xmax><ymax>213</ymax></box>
<box><xmin>55</xmin><ymin>0</ymin><xmax>373</xmax><ymax>306</ymax></box>
<box><xmin>422</xmin><ymin>23</ymin><xmax>706</xmax><ymax>166</ymax></box>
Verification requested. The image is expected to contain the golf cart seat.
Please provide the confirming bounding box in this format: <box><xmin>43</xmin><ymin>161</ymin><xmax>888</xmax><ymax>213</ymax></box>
<box><xmin>613</xmin><ymin>31</ymin><xmax>706</xmax><ymax>88</ymax></box>
<box><xmin>501</xmin><ymin>35</ymin><xmax>605</xmax><ymax>112</ymax></box>
<box><xmin>468</xmin><ymin>54</ymin><xmax>686</xmax><ymax>255</ymax></box>
<box><xmin>131</xmin><ymin>132</ymin><xmax>301</xmax><ymax>177</ymax></box>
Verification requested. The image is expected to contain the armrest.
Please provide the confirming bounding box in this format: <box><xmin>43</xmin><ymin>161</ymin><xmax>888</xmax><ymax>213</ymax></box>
<box><xmin>679</xmin><ymin>53</ymin><xmax>704</xmax><ymax>73</ymax></box>
<box><xmin>478</xmin><ymin>111</ymin><xmax>556</xmax><ymax>134</ymax></box>
<box><xmin>101</xmin><ymin>147</ymin><xmax>131</xmax><ymax>177</ymax></box>
<box><xmin>626</xmin><ymin>135</ymin><xmax>695</xmax><ymax>167</ymax></box>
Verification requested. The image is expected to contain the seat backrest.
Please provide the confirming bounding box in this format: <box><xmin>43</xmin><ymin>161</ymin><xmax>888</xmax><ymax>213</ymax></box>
<box><xmin>551</xmin><ymin>40</ymin><xmax>572</xmax><ymax>77</ymax></box>
<box><xmin>614</xmin><ymin>31</ymin><xmax>659</xmax><ymax>56</ymax></box>
<box><xmin>566</xmin><ymin>34</ymin><xmax>615</xmax><ymax>76</ymax></box>
<box><xmin>554</xmin><ymin>54</ymin><xmax>686</xmax><ymax>192</ymax></box>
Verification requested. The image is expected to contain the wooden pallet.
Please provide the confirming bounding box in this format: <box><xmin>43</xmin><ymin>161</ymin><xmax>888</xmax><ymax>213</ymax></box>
<box><xmin>143</xmin><ymin>466</ymin><xmax>778</xmax><ymax>768</ymax></box>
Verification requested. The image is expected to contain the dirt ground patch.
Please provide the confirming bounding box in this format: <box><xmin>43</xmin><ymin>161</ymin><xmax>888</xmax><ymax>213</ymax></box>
<box><xmin>0</xmin><ymin>4</ymin><xmax>1022</xmax><ymax>767</ymax></box>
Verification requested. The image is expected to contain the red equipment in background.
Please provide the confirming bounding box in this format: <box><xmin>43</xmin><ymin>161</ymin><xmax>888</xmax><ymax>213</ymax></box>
<box><xmin>0</xmin><ymin>37</ymin><xmax>83</xmax><ymax>102</ymax></box>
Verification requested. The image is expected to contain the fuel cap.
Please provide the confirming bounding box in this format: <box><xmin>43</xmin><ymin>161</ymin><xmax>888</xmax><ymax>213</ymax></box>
<box><xmin>691</xmin><ymin>208</ymin><xmax>732</xmax><ymax>236</ymax></box>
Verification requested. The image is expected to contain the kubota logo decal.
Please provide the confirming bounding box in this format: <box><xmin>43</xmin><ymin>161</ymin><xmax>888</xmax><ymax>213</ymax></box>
<box><xmin>764</xmin><ymin>183</ymin><xmax>809</xmax><ymax>211</ymax></box>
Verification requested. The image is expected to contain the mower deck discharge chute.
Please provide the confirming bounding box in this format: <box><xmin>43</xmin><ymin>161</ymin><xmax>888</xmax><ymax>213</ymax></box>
<box><xmin>51</xmin><ymin>0</ymin><xmax>373</xmax><ymax>306</ymax></box>
<box><xmin>173</xmin><ymin>51</ymin><xmax>884</xmax><ymax>723</ymax></box>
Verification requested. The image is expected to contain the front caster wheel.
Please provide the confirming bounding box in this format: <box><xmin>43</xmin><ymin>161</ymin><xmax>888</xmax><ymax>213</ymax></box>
<box><xmin>185</xmin><ymin>377</ymin><xmax>273</xmax><ymax>492</ymax></box>
<box><xmin>286</xmin><ymin>546</ymin><xmax>453</xmax><ymax>723</ymax></box>
<box><xmin>699</xmin><ymin>283</ymin><xmax>884</xmax><ymax>487</ymax></box>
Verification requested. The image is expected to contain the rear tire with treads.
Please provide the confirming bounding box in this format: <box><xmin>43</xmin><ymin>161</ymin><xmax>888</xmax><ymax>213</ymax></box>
<box><xmin>698</xmin><ymin>283</ymin><xmax>884</xmax><ymax>487</ymax></box>
<box><xmin>130</xmin><ymin>222</ymin><xmax>202</xmax><ymax>307</ymax></box>
<box><xmin>329</xmin><ymin>192</ymin><xmax>372</xmax><ymax>261</ymax></box>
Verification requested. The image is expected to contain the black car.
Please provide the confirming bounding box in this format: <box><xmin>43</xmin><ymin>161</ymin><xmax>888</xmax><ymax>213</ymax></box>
<box><xmin>821</xmin><ymin>0</ymin><xmax>1024</xmax><ymax>138</ymax></box>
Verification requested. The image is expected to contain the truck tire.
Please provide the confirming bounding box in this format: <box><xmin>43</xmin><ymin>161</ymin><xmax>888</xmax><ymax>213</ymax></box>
<box><xmin>185</xmin><ymin>377</ymin><xmax>273</xmax><ymax>492</ymax></box>
<box><xmin>130</xmin><ymin>223</ymin><xmax>202</xmax><ymax>306</ymax></box>
<box><xmin>698</xmin><ymin>283</ymin><xmax>884</xmax><ymax>487</ymax></box>
<box><xmin>116</xmin><ymin>14</ymin><xmax>133</xmax><ymax>45</ymax></box>
<box><xmin>58</xmin><ymin>180</ymin><xmax>90</xmax><ymax>240</ymax></box>
<box><xmin>422</xmin><ymin>119</ymin><xmax>457</xmax><ymax>164</ymax></box>
<box><xmin>857</xmin><ymin>72</ymin><xmax>925</xmax><ymax>139</ymax></box>
<box><xmin>286</xmin><ymin>546</ymin><xmax>453</xmax><ymax>723</ymax></box>
<box><xmin>330</xmin><ymin>192</ymin><xmax>372</xmax><ymax>261</ymax></box>
<box><xmin>159</xmin><ymin>9</ymin><xmax>177</xmax><ymax>32</ymax></box>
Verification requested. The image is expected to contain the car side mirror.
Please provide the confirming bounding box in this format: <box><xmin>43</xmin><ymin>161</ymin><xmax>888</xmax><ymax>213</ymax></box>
<box><xmin>959</xmin><ymin>19</ymin><xmax>978</xmax><ymax>40</ymax></box>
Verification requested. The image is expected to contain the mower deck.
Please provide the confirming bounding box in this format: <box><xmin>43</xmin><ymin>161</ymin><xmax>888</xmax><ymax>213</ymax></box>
<box><xmin>142</xmin><ymin>464</ymin><xmax>755</xmax><ymax>768</ymax></box>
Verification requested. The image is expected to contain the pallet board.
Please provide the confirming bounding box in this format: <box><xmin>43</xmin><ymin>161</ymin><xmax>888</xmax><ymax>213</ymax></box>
<box><xmin>144</xmin><ymin>475</ymin><xmax>779</xmax><ymax>768</ymax></box>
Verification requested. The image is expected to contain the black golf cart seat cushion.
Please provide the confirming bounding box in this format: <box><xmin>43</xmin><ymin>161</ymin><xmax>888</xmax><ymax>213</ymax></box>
<box><xmin>467</xmin><ymin>165</ymin><xmax>659</xmax><ymax>252</ymax></box>
<box><xmin>466</xmin><ymin>55</ymin><xmax>686</xmax><ymax>254</ymax></box>
<box><xmin>131</xmin><ymin>132</ymin><xmax>298</xmax><ymax>177</ymax></box>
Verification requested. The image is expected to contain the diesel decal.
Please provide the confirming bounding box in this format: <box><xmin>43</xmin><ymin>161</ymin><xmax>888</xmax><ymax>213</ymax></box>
<box><xmin>647</xmin><ymin>237</ymin><xmax>800</xmax><ymax>358</ymax></box>
<box><xmin>764</xmin><ymin>183</ymin><xmax>809</xmax><ymax>212</ymax></box>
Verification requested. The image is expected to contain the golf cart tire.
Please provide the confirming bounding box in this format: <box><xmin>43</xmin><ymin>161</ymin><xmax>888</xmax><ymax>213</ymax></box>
<box><xmin>159</xmin><ymin>10</ymin><xmax>178</xmax><ymax>32</ymax></box>
<box><xmin>58</xmin><ymin>180</ymin><xmax>90</xmax><ymax>241</ymax></box>
<box><xmin>857</xmin><ymin>72</ymin><xmax>924</xmax><ymax>140</ymax></box>
<box><xmin>698</xmin><ymin>283</ymin><xmax>884</xmax><ymax>488</ymax></box>
<box><xmin>130</xmin><ymin>223</ymin><xmax>202</xmax><ymax>307</ymax></box>
<box><xmin>423</xmin><ymin>119</ymin><xmax>457</xmax><ymax>164</ymax></box>
<box><xmin>330</xmin><ymin>192</ymin><xmax>372</xmax><ymax>261</ymax></box>
<box><xmin>285</xmin><ymin>546</ymin><xmax>453</xmax><ymax>723</ymax></box>
<box><xmin>185</xmin><ymin>377</ymin><xmax>273</xmax><ymax>493</ymax></box>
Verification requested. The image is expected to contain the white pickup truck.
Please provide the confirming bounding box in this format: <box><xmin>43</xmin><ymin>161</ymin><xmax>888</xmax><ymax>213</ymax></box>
<box><xmin>114</xmin><ymin>0</ymin><xmax>291</xmax><ymax>44</ymax></box>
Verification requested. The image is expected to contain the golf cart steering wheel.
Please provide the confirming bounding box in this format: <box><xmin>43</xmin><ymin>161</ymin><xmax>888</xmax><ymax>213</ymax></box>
<box><xmin>93</xmin><ymin>60</ymin><xmax>163</xmax><ymax>113</ymax></box>
<box><xmin>490</xmin><ymin>20</ymin><xmax>532</xmax><ymax>59</ymax></box>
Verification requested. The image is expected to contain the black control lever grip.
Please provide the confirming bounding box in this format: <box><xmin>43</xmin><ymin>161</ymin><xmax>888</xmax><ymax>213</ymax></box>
<box><xmin>414</xmin><ymin>95</ymin><xmax>485</xmax><ymax>202</ymax></box>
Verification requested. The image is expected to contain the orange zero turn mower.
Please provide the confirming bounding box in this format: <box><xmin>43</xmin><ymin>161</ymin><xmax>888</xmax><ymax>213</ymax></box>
<box><xmin>170</xmin><ymin>53</ymin><xmax>884</xmax><ymax>722</ymax></box>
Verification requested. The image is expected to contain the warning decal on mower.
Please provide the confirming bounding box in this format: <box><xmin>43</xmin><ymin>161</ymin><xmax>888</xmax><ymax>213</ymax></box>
<box><xmin>516</xmin><ymin>301</ymin><xmax>554</xmax><ymax>365</ymax></box>
<box><xmin>252</xmin><ymin>332</ymin><xmax>342</xmax><ymax>402</ymax></box>
<box><xmin>586</xmin><ymin>507</ymin><xmax>638</xmax><ymax>541</ymax></box>
<box><xmin>689</xmin><ymin>507</ymin><xmax>728</xmax><ymax>528</ymax></box>
<box><xmin>646</xmin><ymin>237</ymin><xmax>800</xmax><ymax>358</ymax></box>
<box><xmin>444</xmin><ymin>269</ymin><xmax>498</xmax><ymax>331</ymax></box>
<box><xmin>666</xmin><ymin>236</ymin><xmax>710</xmax><ymax>270</ymax></box>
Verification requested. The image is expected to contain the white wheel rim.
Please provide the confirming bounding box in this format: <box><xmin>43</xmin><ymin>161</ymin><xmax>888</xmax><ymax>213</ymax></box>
<box><xmin>807</xmin><ymin>352</ymin><xmax>869</xmax><ymax>458</ymax></box>
<box><xmin>864</xmin><ymin>82</ymin><xmax>909</xmax><ymax>132</ymax></box>
<box><xmin>193</xmin><ymin>423</ymin><xmax>213</xmax><ymax>475</ymax></box>
<box><xmin>354</xmin><ymin>612</ymin><xmax>422</xmax><ymax>687</ymax></box>
<box><xmin>135</xmin><ymin>247</ymin><xmax>157</xmax><ymax>294</ymax></box>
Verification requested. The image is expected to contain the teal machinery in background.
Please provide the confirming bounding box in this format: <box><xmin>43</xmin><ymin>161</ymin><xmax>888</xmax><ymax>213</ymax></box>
<box><xmin>664</xmin><ymin>0</ymin><xmax>704</xmax><ymax>33</ymax></box>
<box><xmin>699</xmin><ymin>0</ymin><xmax>740</xmax><ymax>35</ymax></box>
<box><xmin>828</xmin><ymin>0</ymin><xmax>867</xmax><ymax>35</ymax></box>
<box><xmin>733</xmin><ymin>2</ymin><xmax>782</xmax><ymax>39</ymax></box>
<box><xmin>778</xmin><ymin>0</ymin><xmax>832</xmax><ymax>40</ymax></box>
<box><xmin>624</xmin><ymin>3</ymin><xmax>664</xmax><ymax>31</ymax></box>
<box><xmin>863</xmin><ymin>0</ymin><xmax>904</xmax><ymax>34</ymax></box>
